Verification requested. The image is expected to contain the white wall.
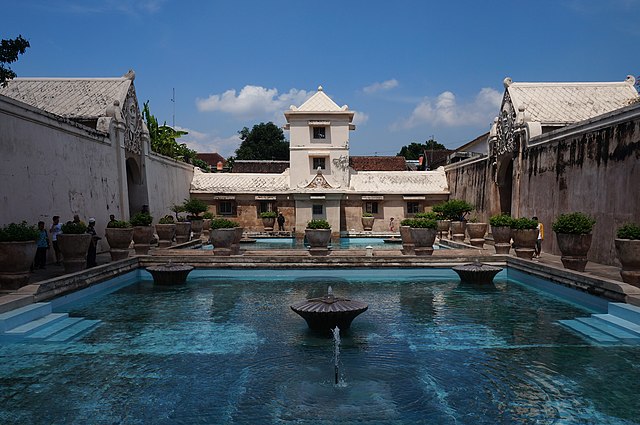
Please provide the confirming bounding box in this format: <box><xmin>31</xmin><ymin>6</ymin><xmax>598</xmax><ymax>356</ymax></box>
<box><xmin>145</xmin><ymin>152</ymin><xmax>194</xmax><ymax>220</ymax></box>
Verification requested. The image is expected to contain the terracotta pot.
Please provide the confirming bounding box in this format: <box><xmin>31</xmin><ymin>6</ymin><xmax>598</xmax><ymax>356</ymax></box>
<box><xmin>210</xmin><ymin>228</ymin><xmax>236</xmax><ymax>256</ymax></box>
<box><xmin>305</xmin><ymin>229</ymin><xmax>331</xmax><ymax>256</ymax></box>
<box><xmin>105</xmin><ymin>227</ymin><xmax>133</xmax><ymax>260</ymax></box>
<box><xmin>615</xmin><ymin>238</ymin><xmax>640</xmax><ymax>286</ymax></box>
<box><xmin>361</xmin><ymin>216</ymin><xmax>374</xmax><ymax>231</ymax></box>
<box><xmin>190</xmin><ymin>219</ymin><xmax>204</xmax><ymax>240</ymax></box>
<box><xmin>450</xmin><ymin>221</ymin><xmax>466</xmax><ymax>242</ymax></box>
<box><xmin>409</xmin><ymin>227</ymin><xmax>437</xmax><ymax>256</ymax></box>
<box><xmin>57</xmin><ymin>233</ymin><xmax>91</xmax><ymax>273</ymax></box>
<box><xmin>262</xmin><ymin>217</ymin><xmax>276</xmax><ymax>231</ymax></box>
<box><xmin>436</xmin><ymin>220</ymin><xmax>451</xmax><ymax>239</ymax></box>
<box><xmin>555</xmin><ymin>233</ymin><xmax>592</xmax><ymax>272</ymax></box>
<box><xmin>466</xmin><ymin>223</ymin><xmax>487</xmax><ymax>248</ymax></box>
<box><xmin>512</xmin><ymin>228</ymin><xmax>537</xmax><ymax>260</ymax></box>
<box><xmin>491</xmin><ymin>226</ymin><xmax>512</xmax><ymax>255</ymax></box>
<box><xmin>132</xmin><ymin>226</ymin><xmax>154</xmax><ymax>255</ymax></box>
<box><xmin>155</xmin><ymin>224</ymin><xmax>176</xmax><ymax>248</ymax></box>
<box><xmin>0</xmin><ymin>241</ymin><xmax>37</xmax><ymax>289</ymax></box>
<box><xmin>175</xmin><ymin>222</ymin><xmax>191</xmax><ymax>244</ymax></box>
<box><xmin>400</xmin><ymin>225</ymin><xmax>414</xmax><ymax>255</ymax></box>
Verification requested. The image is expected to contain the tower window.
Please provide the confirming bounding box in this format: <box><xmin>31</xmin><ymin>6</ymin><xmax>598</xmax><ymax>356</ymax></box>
<box><xmin>312</xmin><ymin>157</ymin><xmax>326</xmax><ymax>170</ymax></box>
<box><xmin>312</xmin><ymin>204</ymin><xmax>323</xmax><ymax>215</ymax></box>
<box><xmin>313</xmin><ymin>127</ymin><xmax>326</xmax><ymax>139</ymax></box>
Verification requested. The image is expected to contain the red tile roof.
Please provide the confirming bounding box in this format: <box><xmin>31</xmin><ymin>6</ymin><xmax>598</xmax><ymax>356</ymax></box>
<box><xmin>349</xmin><ymin>156</ymin><xmax>407</xmax><ymax>171</ymax></box>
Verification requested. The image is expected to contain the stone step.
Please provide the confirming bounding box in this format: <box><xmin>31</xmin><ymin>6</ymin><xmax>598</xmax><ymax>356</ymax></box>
<box><xmin>0</xmin><ymin>302</ymin><xmax>51</xmax><ymax>332</ymax></box>
<box><xmin>27</xmin><ymin>317</ymin><xmax>84</xmax><ymax>340</ymax></box>
<box><xmin>574</xmin><ymin>317</ymin><xmax>640</xmax><ymax>343</ymax></box>
<box><xmin>608</xmin><ymin>303</ymin><xmax>640</xmax><ymax>326</ymax></box>
<box><xmin>3</xmin><ymin>313</ymin><xmax>69</xmax><ymax>337</ymax></box>
<box><xmin>45</xmin><ymin>319</ymin><xmax>101</xmax><ymax>342</ymax></box>
<box><xmin>591</xmin><ymin>314</ymin><xmax>640</xmax><ymax>338</ymax></box>
<box><xmin>558</xmin><ymin>319</ymin><xmax>619</xmax><ymax>344</ymax></box>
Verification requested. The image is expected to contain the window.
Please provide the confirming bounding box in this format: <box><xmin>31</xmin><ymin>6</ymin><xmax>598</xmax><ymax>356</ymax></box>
<box><xmin>313</xmin><ymin>126</ymin><xmax>326</xmax><ymax>139</ymax></box>
<box><xmin>407</xmin><ymin>202</ymin><xmax>420</xmax><ymax>214</ymax></box>
<box><xmin>364</xmin><ymin>202</ymin><xmax>379</xmax><ymax>215</ymax></box>
<box><xmin>312</xmin><ymin>204</ymin><xmax>323</xmax><ymax>215</ymax></box>
<box><xmin>219</xmin><ymin>201</ymin><xmax>234</xmax><ymax>215</ymax></box>
<box><xmin>312</xmin><ymin>157</ymin><xmax>326</xmax><ymax>170</ymax></box>
<box><xmin>258</xmin><ymin>201</ymin><xmax>274</xmax><ymax>215</ymax></box>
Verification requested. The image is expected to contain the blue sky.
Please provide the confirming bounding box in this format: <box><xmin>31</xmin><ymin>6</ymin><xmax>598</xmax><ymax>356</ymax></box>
<box><xmin>4</xmin><ymin>0</ymin><xmax>639</xmax><ymax>157</ymax></box>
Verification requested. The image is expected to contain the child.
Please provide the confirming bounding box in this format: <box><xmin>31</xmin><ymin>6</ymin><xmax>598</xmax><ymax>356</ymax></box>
<box><xmin>34</xmin><ymin>221</ymin><xmax>49</xmax><ymax>269</ymax></box>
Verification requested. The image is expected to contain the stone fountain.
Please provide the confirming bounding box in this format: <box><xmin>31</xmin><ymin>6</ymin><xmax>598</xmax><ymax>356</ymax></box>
<box><xmin>291</xmin><ymin>286</ymin><xmax>368</xmax><ymax>331</ymax></box>
<box><xmin>452</xmin><ymin>260</ymin><xmax>503</xmax><ymax>284</ymax></box>
<box><xmin>146</xmin><ymin>262</ymin><xmax>194</xmax><ymax>285</ymax></box>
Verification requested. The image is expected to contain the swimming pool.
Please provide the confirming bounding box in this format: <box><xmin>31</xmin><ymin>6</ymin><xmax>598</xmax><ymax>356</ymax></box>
<box><xmin>206</xmin><ymin>237</ymin><xmax>443</xmax><ymax>250</ymax></box>
<box><xmin>0</xmin><ymin>268</ymin><xmax>638</xmax><ymax>424</ymax></box>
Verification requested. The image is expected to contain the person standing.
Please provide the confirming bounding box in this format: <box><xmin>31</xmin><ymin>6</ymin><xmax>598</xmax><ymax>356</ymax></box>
<box><xmin>389</xmin><ymin>217</ymin><xmax>395</xmax><ymax>232</ymax></box>
<box><xmin>34</xmin><ymin>221</ymin><xmax>49</xmax><ymax>269</ymax></box>
<box><xmin>86</xmin><ymin>217</ymin><xmax>101</xmax><ymax>268</ymax></box>
<box><xmin>533</xmin><ymin>216</ymin><xmax>544</xmax><ymax>258</ymax></box>
<box><xmin>277</xmin><ymin>213</ymin><xmax>285</xmax><ymax>231</ymax></box>
<box><xmin>50</xmin><ymin>215</ymin><xmax>63</xmax><ymax>265</ymax></box>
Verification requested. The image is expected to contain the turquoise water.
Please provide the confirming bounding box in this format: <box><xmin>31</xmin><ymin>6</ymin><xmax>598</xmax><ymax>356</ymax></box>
<box><xmin>207</xmin><ymin>237</ymin><xmax>440</xmax><ymax>250</ymax></box>
<box><xmin>0</xmin><ymin>268</ymin><xmax>639</xmax><ymax>424</ymax></box>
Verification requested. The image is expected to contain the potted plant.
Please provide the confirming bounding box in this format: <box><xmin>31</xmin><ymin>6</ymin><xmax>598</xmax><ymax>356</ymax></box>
<box><xmin>399</xmin><ymin>218</ymin><xmax>415</xmax><ymax>255</ymax></box>
<box><xmin>361</xmin><ymin>212</ymin><xmax>375</xmax><ymax>231</ymax></box>
<box><xmin>436</xmin><ymin>199</ymin><xmax>473</xmax><ymax>242</ymax></box>
<box><xmin>202</xmin><ymin>211</ymin><xmax>214</xmax><ymax>239</ymax></box>
<box><xmin>130</xmin><ymin>212</ymin><xmax>154</xmax><ymax>255</ymax></box>
<box><xmin>209</xmin><ymin>218</ymin><xmax>240</xmax><ymax>256</ymax></box>
<box><xmin>105</xmin><ymin>219</ymin><xmax>133</xmax><ymax>261</ymax></box>
<box><xmin>511</xmin><ymin>217</ymin><xmax>538</xmax><ymax>260</ymax></box>
<box><xmin>0</xmin><ymin>221</ymin><xmax>38</xmax><ymax>289</ymax></box>
<box><xmin>465</xmin><ymin>214</ymin><xmax>488</xmax><ymax>248</ymax></box>
<box><xmin>57</xmin><ymin>221</ymin><xmax>91</xmax><ymax>273</ymax></box>
<box><xmin>432</xmin><ymin>204</ymin><xmax>451</xmax><ymax>239</ymax></box>
<box><xmin>183</xmin><ymin>198</ymin><xmax>209</xmax><ymax>239</ymax></box>
<box><xmin>407</xmin><ymin>217</ymin><xmax>438</xmax><ymax>256</ymax></box>
<box><xmin>552</xmin><ymin>212</ymin><xmax>595</xmax><ymax>272</ymax></box>
<box><xmin>260</xmin><ymin>211</ymin><xmax>278</xmax><ymax>231</ymax></box>
<box><xmin>489</xmin><ymin>213</ymin><xmax>513</xmax><ymax>255</ymax></box>
<box><xmin>305</xmin><ymin>219</ymin><xmax>331</xmax><ymax>255</ymax></box>
<box><xmin>155</xmin><ymin>215</ymin><xmax>176</xmax><ymax>248</ymax></box>
<box><xmin>615</xmin><ymin>223</ymin><xmax>640</xmax><ymax>286</ymax></box>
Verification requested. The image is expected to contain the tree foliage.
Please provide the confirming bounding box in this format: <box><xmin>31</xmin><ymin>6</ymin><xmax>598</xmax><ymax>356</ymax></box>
<box><xmin>396</xmin><ymin>139</ymin><xmax>446</xmax><ymax>160</ymax></box>
<box><xmin>235</xmin><ymin>122</ymin><xmax>289</xmax><ymax>160</ymax></box>
<box><xmin>1</xmin><ymin>35</ymin><xmax>30</xmax><ymax>87</ymax></box>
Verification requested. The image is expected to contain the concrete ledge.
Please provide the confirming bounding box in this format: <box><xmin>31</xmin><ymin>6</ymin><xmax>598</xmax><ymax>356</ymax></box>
<box><xmin>0</xmin><ymin>293</ymin><xmax>35</xmax><ymax>314</ymax></box>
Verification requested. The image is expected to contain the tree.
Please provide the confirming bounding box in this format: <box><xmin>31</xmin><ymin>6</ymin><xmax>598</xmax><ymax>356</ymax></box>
<box><xmin>396</xmin><ymin>139</ymin><xmax>446</xmax><ymax>160</ymax></box>
<box><xmin>235</xmin><ymin>122</ymin><xmax>289</xmax><ymax>160</ymax></box>
<box><xmin>1</xmin><ymin>35</ymin><xmax>30</xmax><ymax>87</ymax></box>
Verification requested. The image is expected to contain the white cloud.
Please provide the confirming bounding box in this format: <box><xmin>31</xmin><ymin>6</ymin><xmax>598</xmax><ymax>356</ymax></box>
<box><xmin>353</xmin><ymin>111</ymin><xmax>369</xmax><ymax>126</ymax></box>
<box><xmin>393</xmin><ymin>87</ymin><xmax>502</xmax><ymax>129</ymax></box>
<box><xmin>196</xmin><ymin>85</ymin><xmax>312</xmax><ymax>119</ymax></box>
<box><xmin>363</xmin><ymin>79</ymin><xmax>399</xmax><ymax>94</ymax></box>
<box><xmin>175</xmin><ymin>126</ymin><xmax>241</xmax><ymax>158</ymax></box>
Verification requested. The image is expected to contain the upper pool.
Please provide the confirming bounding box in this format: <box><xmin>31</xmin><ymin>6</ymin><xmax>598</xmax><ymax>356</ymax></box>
<box><xmin>0</xmin><ymin>268</ymin><xmax>638</xmax><ymax>424</ymax></box>
<box><xmin>205</xmin><ymin>236</ymin><xmax>444</xmax><ymax>250</ymax></box>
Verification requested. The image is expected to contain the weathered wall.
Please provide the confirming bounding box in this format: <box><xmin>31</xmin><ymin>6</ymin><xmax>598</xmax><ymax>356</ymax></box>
<box><xmin>145</xmin><ymin>152</ymin><xmax>193</xmax><ymax>220</ymax></box>
<box><xmin>445</xmin><ymin>157</ymin><xmax>497</xmax><ymax>222</ymax></box>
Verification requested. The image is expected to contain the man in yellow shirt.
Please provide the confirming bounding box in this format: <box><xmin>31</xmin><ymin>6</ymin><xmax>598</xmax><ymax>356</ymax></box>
<box><xmin>533</xmin><ymin>216</ymin><xmax>544</xmax><ymax>258</ymax></box>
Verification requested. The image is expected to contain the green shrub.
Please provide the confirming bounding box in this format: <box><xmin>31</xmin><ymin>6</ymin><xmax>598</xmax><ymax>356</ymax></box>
<box><xmin>552</xmin><ymin>212</ymin><xmax>595</xmax><ymax>235</ymax></box>
<box><xmin>433</xmin><ymin>199</ymin><xmax>473</xmax><ymax>221</ymax></box>
<box><xmin>362</xmin><ymin>212</ymin><xmax>374</xmax><ymax>217</ymax></box>
<box><xmin>202</xmin><ymin>211</ymin><xmax>214</xmax><ymax>220</ymax></box>
<box><xmin>400</xmin><ymin>218</ymin><xmax>414</xmax><ymax>227</ymax></box>
<box><xmin>511</xmin><ymin>217</ymin><xmax>538</xmax><ymax>230</ymax></box>
<box><xmin>260</xmin><ymin>211</ymin><xmax>278</xmax><ymax>219</ymax></box>
<box><xmin>107</xmin><ymin>220</ymin><xmax>130</xmax><ymax>228</ymax></box>
<box><xmin>61</xmin><ymin>221</ymin><xmax>87</xmax><ymax>234</ymax></box>
<box><xmin>408</xmin><ymin>218</ymin><xmax>437</xmax><ymax>229</ymax></box>
<box><xmin>130</xmin><ymin>212</ymin><xmax>153</xmax><ymax>227</ymax></box>
<box><xmin>490</xmin><ymin>213</ymin><xmax>513</xmax><ymax>227</ymax></box>
<box><xmin>307</xmin><ymin>219</ymin><xmax>330</xmax><ymax>229</ymax></box>
<box><xmin>209</xmin><ymin>218</ymin><xmax>239</xmax><ymax>229</ymax></box>
<box><xmin>415</xmin><ymin>212</ymin><xmax>438</xmax><ymax>220</ymax></box>
<box><xmin>0</xmin><ymin>221</ymin><xmax>39</xmax><ymax>242</ymax></box>
<box><xmin>158</xmin><ymin>215</ymin><xmax>175</xmax><ymax>224</ymax></box>
<box><xmin>616</xmin><ymin>223</ymin><xmax>640</xmax><ymax>240</ymax></box>
<box><xmin>182</xmin><ymin>198</ymin><xmax>208</xmax><ymax>217</ymax></box>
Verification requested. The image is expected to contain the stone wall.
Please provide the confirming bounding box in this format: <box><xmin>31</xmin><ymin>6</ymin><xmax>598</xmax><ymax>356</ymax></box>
<box><xmin>145</xmin><ymin>153</ymin><xmax>193</xmax><ymax>220</ymax></box>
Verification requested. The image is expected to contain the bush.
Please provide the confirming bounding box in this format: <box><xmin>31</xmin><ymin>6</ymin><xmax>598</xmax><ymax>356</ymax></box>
<box><xmin>362</xmin><ymin>212</ymin><xmax>373</xmax><ymax>217</ymax></box>
<box><xmin>182</xmin><ymin>198</ymin><xmax>208</xmax><ymax>217</ymax></box>
<box><xmin>202</xmin><ymin>211</ymin><xmax>214</xmax><ymax>220</ymax></box>
<box><xmin>307</xmin><ymin>219</ymin><xmax>330</xmax><ymax>229</ymax></box>
<box><xmin>107</xmin><ymin>220</ymin><xmax>130</xmax><ymax>228</ymax></box>
<box><xmin>158</xmin><ymin>215</ymin><xmax>175</xmax><ymax>225</ymax></box>
<box><xmin>415</xmin><ymin>212</ymin><xmax>438</xmax><ymax>220</ymax></box>
<box><xmin>260</xmin><ymin>211</ymin><xmax>278</xmax><ymax>219</ymax></box>
<box><xmin>400</xmin><ymin>218</ymin><xmax>414</xmax><ymax>227</ymax></box>
<box><xmin>490</xmin><ymin>213</ymin><xmax>513</xmax><ymax>227</ymax></box>
<box><xmin>433</xmin><ymin>199</ymin><xmax>473</xmax><ymax>221</ymax></box>
<box><xmin>511</xmin><ymin>217</ymin><xmax>538</xmax><ymax>230</ymax></box>
<box><xmin>616</xmin><ymin>223</ymin><xmax>640</xmax><ymax>240</ymax></box>
<box><xmin>61</xmin><ymin>221</ymin><xmax>87</xmax><ymax>234</ymax></box>
<box><xmin>408</xmin><ymin>218</ymin><xmax>437</xmax><ymax>229</ymax></box>
<box><xmin>0</xmin><ymin>221</ymin><xmax>39</xmax><ymax>242</ymax></box>
<box><xmin>130</xmin><ymin>212</ymin><xmax>153</xmax><ymax>227</ymax></box>
<box><xmin>210</xmin><ymin>218</ymin><xmax>239</xmax><ymax>229</ymax></box>
<box><xmin>552</xmin><ymin>212</ymin><xmax>595</xmax><ymax>235</ymax></box>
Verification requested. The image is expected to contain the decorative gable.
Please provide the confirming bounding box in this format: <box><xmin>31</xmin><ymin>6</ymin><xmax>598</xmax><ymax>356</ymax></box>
<box><xmin>305</xmin><ymin>172</ymin><xmax>334</xmax><ymax>189</ymax></box>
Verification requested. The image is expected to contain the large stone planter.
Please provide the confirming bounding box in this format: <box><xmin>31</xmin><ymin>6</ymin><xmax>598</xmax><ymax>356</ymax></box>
<box><xmin>615</xmin><ymin>238</ymin><xmax>640</xmax><ymax>286</ymax></box>
<box><xmin>512</xmin><ymin>229</ymin><xmax>538</xmax><ymax>260</ymax></box>
<box><xmin>450</xmin><ymin>221</ymin><xmax>466</xmax><ymax>242</ymax></box>
<box><xmin>0</xmin><ymin>241</ymin><xmax>37</xmax><ymax>289</ymax></box>
<box><xmin>57</xmin><ymin>233</ymin><xmax>91</xmax><ymax>273</ymax></box>
<box><xmin>556</xmin><ymin>233</ymin><xmax>592</xmax><ymax>272</ymax></box>
<box><xmin>190</xmin><ymin>219</ymin><xmax>204</xmax><ymax>240</ymax></box>
<box><xmin>231</xmin><ymin>227</ymin><xmax>244</xmax><ymax>255</ymax></box>
<box><xmin>202</xmin><ymin>219</ymin><xmax>212</xmax><ymax>240</ymax></box>
<box><xmin>305</xmin><ymin>228</ymin><xmax>331</xmax><ymax>256</ymax></box>
<box><xmin>362</xmin><ymin>216</ymin><xmax>374</xmax><ymax>231</ymax></box>
<box><xmin>409</xmin><ymin>227</ymin><xmax>437</xmax><ymax>256</ymax></box>
<box><xmin>466</xmin><ymin>223</ymin><xmax>487</xmax><ymax>248</ymax></box>
<box><xmin>210</xmin><ymin>228</ymin><xmax>236</xmax><ymax>256</ymax></box>
<box><xmin>175</xmin><ymin>222</ymin><xmax>191</xmax><ymax>244</ymax></box>
<box><xmin>400</xmin><ymin>225</ymin><xmax>414</xmax><ymax>255</ymax></box>
<box><xmin>491</xmin><ymin>225</ymin><xmax>512</xmax><ymax>255</ymax></box>
<box><xmin>132</xmin><ymin>226</ymin><xmax>154</xmax><ymax>255</ymax></box>
<box><xmin>105</xmin><ymin>227</ymin><xmax>133</xmax><ymax>260</ymax></box>
<box><xmin>262</xmin><ymin>217</ymin><xmax>276</xmax><ymax>231</ymax></box>
<box><xmin>436</xmin><ymin>220</ymin><xmax>451</xmax><ymax>239</ymax></box>
<box><xmin>155</xmin><ymin>224</ymin><xmax>176</xmax><ymax>248</ymax></box>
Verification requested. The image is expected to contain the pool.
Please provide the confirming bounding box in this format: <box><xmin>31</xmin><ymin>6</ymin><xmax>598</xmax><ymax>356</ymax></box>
<box><xmin>1</xmin><ymin>268</ymin><xmax>639</xmax><ymax>424</ymax></box>
<box><xmin>206</xmin><ymin>237</ymin><xmax>444</xmax><ymax>250</ymax></box>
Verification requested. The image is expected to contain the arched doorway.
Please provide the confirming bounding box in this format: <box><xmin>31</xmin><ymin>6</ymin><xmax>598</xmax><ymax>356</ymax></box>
<box><xmin>495</xmin><ymin>155</ymin><xmax>513</xmax><ymax>215</ymax></box>
<box><xmin>125</xmin><ymin>156</ymin><xmax>149</xmax><ymax>217</ymax></box>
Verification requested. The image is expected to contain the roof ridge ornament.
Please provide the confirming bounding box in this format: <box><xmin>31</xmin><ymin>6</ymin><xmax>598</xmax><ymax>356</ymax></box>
<box><xmin>625</xmin><ymin>75</ymin><xmax>636</xmax><ymax>86</ymax></box>
<box><xmin>318</xmin><ymin>85</ymin><xmax>323</xmax><ymax>92</ymax></box>
<box><xmin>123</xmin><ymin>69</ymin><xmax>135</xmax><ymax>81</ymax></box>
<box><xmin>503</xmin><ymin>77</ymin><xmax>513</xmax><ymax>88</ymax></box>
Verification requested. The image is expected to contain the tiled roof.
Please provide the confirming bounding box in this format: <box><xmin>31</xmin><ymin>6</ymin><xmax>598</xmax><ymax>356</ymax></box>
<box><xmin>506</xmin><ymin>77</ymin><xmax>639</xmax><ymax>125</ymax></box>
<box><xmin>191</xmin><ymin>169</ymin><xmax>289</xmax><ymax>193</ymax></box>
<box><xmin>295</xmin><ymin>86</ymin><xmax>344</xmax><ymax>112</ymax></box>
<box><xmin>196</xmin><ymin>153</ymin><xmax>226</xmax><ymax>165</ymax></box>
<box><xmin>0</xmin><ymin>76</ymin><xmax>132</xmax><ymax>119</ymax></box>
<box><xmin>349</xmin><ymin>156</ymin><xmax>407</xmax><ymax>171</ymax></box>
<box><xmin>232</xmin><ymin>160</ymin><xmax>290</xmax><ymax>174</ymax></box>
<box><xmin>349</xmin><ymin>169</ymin><xmax>449</xmax><ymax>194</ymax></box>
